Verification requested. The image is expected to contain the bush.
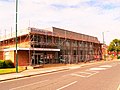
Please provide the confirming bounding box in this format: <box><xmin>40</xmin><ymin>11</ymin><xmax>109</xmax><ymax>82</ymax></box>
<box><xmin>0</xmin><ymin>60</ymin><xmax>4</xmax><ymax>68</ymax></box>
<box><xmin>4</xmin><ymin>60</ymin><xmax>15</xmax><ymax>68</ymax></box>
<box><xmin>117</xmin><ymin>56</ymin><xmax>120</xmax><ymax>59</ymax></box>
<box><xmin>0</xmin><ymin>60</ymin><xmax>15</xmax><ymax>68</ymax></box>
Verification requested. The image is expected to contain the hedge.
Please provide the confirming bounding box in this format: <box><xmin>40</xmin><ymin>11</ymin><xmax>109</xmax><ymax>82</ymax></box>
<box><xmin>0</xmin><ymin>60</ymin><xmax>15</xmax><ymax>68</ymax></box>
<box><xmin>117</xmin><ymin>56</ymin><xmax>120</xmax><ymax>59</ymax></box>
<box><xmin>0</xmin><ymin>60</ymin><xmax>4</xmax><ymax>68</ymax></box>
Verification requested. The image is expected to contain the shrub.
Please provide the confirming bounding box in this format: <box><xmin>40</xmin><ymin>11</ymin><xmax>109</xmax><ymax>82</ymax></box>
<box><xmin>4</xmin><ymin>60</ymin><xmax>15</xmax><ymax>68</ymax></box>
<box><xmin>117</xmin><ymin>56</ymin><xmax>120</xmax><ymax>59</ymax></box>
<box><xmin>0</xmin><ymin>60</ymin><xmax>4</xmax><ymax>68</ymax></box>
<box><xmin>0</xmin><ymin>60</ymin><xmax>15</xmax><ymax>68</ymax></box>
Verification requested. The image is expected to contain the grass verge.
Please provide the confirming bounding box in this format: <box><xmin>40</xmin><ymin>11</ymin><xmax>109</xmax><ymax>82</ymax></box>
<box><xmin>0</xmin><ymin>67</ymin><xmax>26</xmax><ymax>75</ymax></box>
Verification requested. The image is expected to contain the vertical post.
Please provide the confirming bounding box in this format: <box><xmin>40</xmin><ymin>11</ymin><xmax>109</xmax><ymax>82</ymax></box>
<box><xmin>102</xmin><ymin>32</ymin><xmax>105</xmax><ymax>60</ymax></box>
<box><xmin>11</xmin><ymin>27</ymin><xmax>12</xmax><ymax>37</ymax></box>
<box><xmin>5</xmin><ymin>29</ymin><xmax>6</xmax><ymax>38</ymax></box>
<box><xmin>15</xmin><ymin>0</ymin><xmax>18</xmax><ymax>73</ymax></box>
<box><xmin>29</xmin><ymin>34</ymin><xmax>31</xmax><ymax>66</ymax></box>
<box><xmin>102</xmin><ymin>32</ymin><xmax>105</xmax><ymax>44</ymax></box>
<box><xmin>45</xmin><ymin>31</ymin><xmax>47</xmax><ymax>48</ymax></box>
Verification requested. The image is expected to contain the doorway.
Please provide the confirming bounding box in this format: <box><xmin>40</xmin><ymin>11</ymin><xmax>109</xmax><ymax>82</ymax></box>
<box><xmin>31</xmin><ymin>53</ymin><xmax>44</xmax><ymax>65</ymax></box>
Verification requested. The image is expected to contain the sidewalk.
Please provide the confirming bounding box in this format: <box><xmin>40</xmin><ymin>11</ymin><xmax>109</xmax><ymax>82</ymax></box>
<box><xmin>0</xmin><ymin>59</ymin><xmax>119</xmax><ymax>82</ymax></box>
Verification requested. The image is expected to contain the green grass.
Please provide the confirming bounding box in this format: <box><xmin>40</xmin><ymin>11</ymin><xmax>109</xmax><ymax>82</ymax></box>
<box><xmin>0</xmin><ymin>67</ymin><xmax>26</xmax><ymax>74</ymax></box>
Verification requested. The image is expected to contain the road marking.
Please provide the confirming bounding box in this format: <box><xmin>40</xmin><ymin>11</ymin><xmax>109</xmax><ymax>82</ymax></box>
<box><xmin>78</xmin><ymin>72</ymin><xmax>92</xmax><ymax>74</ymax></box>
<box><xmin>89</xmin><ymin>67</ymin><xmax>107</xmax><ymax>71</ymax></box>
<box><xmin>117</xmin><ymin>84</ymin><xmax>120</xmax><ymax>90</ymax></box>
<box><xmin>85</xmin><ymin>69</ymin><xmax>99</xmax><ymax>73</ymax></box>
<box><xmin>71</xmin><ymin>71</ymin><xmax>98</xmax><ymax>78</ymax></box>
<box><xmin>86</xmin><ymin>72</ymin><xmax>98</xmax><ymax>78</ymax></box>
<box><xmin>71</xmin><ymin>73</ymin><xmax>86</xmax><ymax>77</ymax></box>
<box><xmin>9</xmin><ymin>80</ymin><xmax>49</xmax><ymax>90</ymax></box>
<box><xmin>56</xmin><ymin>81</ymin><xmax>77</xmax><ymax>90</ymax></box>
<box><xmin>69</xmin><ymin>66</ymin><xmax>80</xmax><ymax>69</ymax></box>
<box><xmin>99</xmin><ymin>65</ymin><xmax>112</xmax><ymax>68</ymax></box>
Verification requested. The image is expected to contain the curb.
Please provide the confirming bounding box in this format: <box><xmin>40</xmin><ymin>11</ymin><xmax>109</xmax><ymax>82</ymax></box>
<box><xmin>0</xmin><ymin>68</ymin><xmax>69</xmax><ymax>82</ymax></box>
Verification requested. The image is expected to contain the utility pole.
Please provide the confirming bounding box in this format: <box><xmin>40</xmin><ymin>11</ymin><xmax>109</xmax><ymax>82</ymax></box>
<box><xmin>102</xmin><ymin>32</ymin><xmax>105</xmax><ymax>60</ymax></box>
<box><xmin>102</xmin><ymin>32</ymin><xmax>105</xmax><ymax>44</ymax></box>
<box><xmin>15</xmin><ymin>0</ymin><xmax>18</xmax><ymax>73</ymax></box>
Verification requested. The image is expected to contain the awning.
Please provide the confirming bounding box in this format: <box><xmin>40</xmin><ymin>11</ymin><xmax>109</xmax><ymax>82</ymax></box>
<box><xmin>3</xmin><ymin>47</ymin><xmax>60</xmax><ymax>52</ymax></box>
<box><xmin>30</xmin><ymin>48</ymin><xmax>60</xmax><ymax>51</ymax></box>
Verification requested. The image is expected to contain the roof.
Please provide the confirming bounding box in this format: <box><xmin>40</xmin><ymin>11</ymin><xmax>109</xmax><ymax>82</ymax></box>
<box><xmin>0</xmin><ymin>27</ymin><xmax>100</xmax><ymax>43</ymax></box>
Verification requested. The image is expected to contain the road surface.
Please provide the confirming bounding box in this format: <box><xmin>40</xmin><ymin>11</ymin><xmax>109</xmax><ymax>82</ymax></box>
<box><xmin>0</xmin><ymin>61</ymin><xmax>120</xmax><ymax>90</ymax></box>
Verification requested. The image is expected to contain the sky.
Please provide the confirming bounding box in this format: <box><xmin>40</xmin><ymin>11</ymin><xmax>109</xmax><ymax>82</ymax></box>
<box><xmin>0</xmin><ymin>0</ymin><xmax>120</xmax><ymax>45</ymax></box>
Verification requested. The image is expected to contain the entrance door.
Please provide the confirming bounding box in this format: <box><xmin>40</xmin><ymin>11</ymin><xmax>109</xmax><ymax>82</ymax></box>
<box><xmin>31</xmin><ymin>53</ymin><xmax>44</xmax><ymax>65</ymax></box>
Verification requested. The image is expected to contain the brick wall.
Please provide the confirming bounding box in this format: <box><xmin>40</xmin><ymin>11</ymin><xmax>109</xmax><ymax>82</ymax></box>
<box><xmin>1</xmin><ymin>35</ymin><xmax>30</xmax><ymax>49</ymax></box>
<box><xmin>0</xmin><ymin>51</ymin><xmax>3</xmax><ymax>60</ymax></box>
<box><xmin>14</xmin><ymin>50</ymin><xmax>29</xmax><ymax>66</ymax></box>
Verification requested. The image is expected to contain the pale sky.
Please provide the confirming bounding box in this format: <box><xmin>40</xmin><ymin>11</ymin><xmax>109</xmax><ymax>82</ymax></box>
<box><xmin>0</xmin><ymin>0</ymin><xmax>120</xmax><ymax>45</ymax></box>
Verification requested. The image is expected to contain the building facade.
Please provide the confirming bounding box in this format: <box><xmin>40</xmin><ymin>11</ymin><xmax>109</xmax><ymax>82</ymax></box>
<box><xmin>0</xmin><ymin>27</ymin><xmax>102</xmax><ymax>66</ymax></box>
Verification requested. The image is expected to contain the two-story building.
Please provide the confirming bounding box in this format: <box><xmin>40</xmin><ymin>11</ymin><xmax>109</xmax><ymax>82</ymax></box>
<box><xmin>0</xmin><ymin>27</ymin><xmax>102</xmax><ymax>66</ymax></box>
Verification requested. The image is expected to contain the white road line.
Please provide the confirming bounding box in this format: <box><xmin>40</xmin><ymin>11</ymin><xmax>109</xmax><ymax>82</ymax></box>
<box><xmin>89</xmin><ymin>67</ymin><xmax>107</xmax><ymax>71</ymax></box>
<box><xmin>69</xmin><ymin>66</ymin><xmax>80</xmax><ymax>69</ymax></box>
<box><xmin>71</xmin><ymin>71</ymin><xmax>98</xmax><ymax>78</ymax></box>
<box><xmin>117</xmin><ymin>84</ymin><xmax>120</xmax><ymax>90</ymax></box>
<box><xmin>56</xmin><ymin>81</ymin><xmax>77</xmax><ymax>90</ymax></box>
<box><xmin>86</xmin><ymin>72</ymin><xmax>98</xmax><ymax>78</ymax></box>
<box><xmin>9</xmin><ymin>80</ymin><xmax>49</xmax><ymax>90</ymax></box>
<box><xmin>78</xmin><ymin>72</ymin><xmax>92</xmax><ymax>74</ymax></box>
<box><xmin>85</xmin><ymin>69</ymin><xmax>99</xmax><ymax>73</ymax></box>
<box><xmin>99</xmin><ymin>65</ymin><xmax>112</xmax><ymax>68</ymax></box>
<box><xmin>71</xmin><ymin>74</ymin><xmax>86</xmax><ymax>77</ymax></box>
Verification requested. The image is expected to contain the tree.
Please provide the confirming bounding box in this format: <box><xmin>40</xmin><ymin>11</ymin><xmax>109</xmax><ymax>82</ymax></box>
<box><xmin>108</xmin><ymin>39</ymin><xmax>120</xmax><ymax>58</ymax></box>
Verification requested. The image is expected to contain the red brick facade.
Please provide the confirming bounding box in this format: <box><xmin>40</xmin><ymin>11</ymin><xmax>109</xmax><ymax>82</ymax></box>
<box><xmin>14</xmin><ymin>51</ymin><xmax>29</xmax><ymax>66</ymax></box>
<box><xmin>0</xmin><ymin>51</ymin><xmax>3</xmax><ymax>60</ymax></box>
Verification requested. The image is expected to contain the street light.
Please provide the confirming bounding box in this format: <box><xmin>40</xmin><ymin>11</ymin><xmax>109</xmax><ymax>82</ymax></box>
<box><xmin>15</xmin><ymin>0</ymin><xmax>18</xmax><ymax>73</ymax></box>
<box><xmin>102</xmin><ymin>31</ymin><xmax>109</xmax><ymax>44</ymax></box>
<box><xmin>102</xmin><ymin>32</ymin><xmax>105</xmax><ymax>44</ymax></box>
<box><xmin>102</xmin><ymin>31</ymin><xmax>109</xmax><ymax>60</ymax></box>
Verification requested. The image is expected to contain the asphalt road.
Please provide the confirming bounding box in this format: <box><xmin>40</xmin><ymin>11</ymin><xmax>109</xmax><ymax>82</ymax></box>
<box><xmin>0</xmin><ymin>61</ymin><xmax>120</xmax><ymax>90</ymax></box>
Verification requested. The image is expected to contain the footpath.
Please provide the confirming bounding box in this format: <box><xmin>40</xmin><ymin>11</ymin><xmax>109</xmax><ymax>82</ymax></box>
<box><xmin>0</xmin><ymin>59</ymin><xmax>119</xmax><ymax>82</ymax></box>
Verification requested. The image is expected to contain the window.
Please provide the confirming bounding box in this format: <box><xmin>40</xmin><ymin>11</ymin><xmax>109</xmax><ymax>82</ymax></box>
<box><xmin>4</xmin><ymin>51</ymin><xmax>10</xmax><ymax>60</ymax></box>
<box><xmin>72</xmin><ymin>41</ymin><xmax>77</xmax><ymax>47</ymax></box>
<box><xmin>66</xmin><ymin>40</ymin><xmax>70</xmax><ymax>46</ymax></box>
<box><xmin>47</xmin><ymin>36</ymin><xmax>52</xmax><ymax>43</ymax></box>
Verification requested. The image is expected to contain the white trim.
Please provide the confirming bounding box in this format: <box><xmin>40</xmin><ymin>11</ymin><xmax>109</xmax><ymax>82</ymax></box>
<box><xmin>3</xmin><ymin>47</ymin><xmax>60</xmax><ymax>51</ymax></box>
<box><xmin>30</xmin><ymin>48</ymin><xmax>60</xmax><ymax>51</ymax></box>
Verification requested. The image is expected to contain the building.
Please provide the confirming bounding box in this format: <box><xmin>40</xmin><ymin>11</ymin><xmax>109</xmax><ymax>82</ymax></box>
<box><xmin>0</xmin><ymin>27</ymin><xmax>102</xmax><ymax>66</ymax></box>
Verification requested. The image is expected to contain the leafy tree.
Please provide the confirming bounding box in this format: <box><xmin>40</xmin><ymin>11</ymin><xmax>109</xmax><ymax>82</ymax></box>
<box><xmin>108</xmin><ymin>39</ymin><xmax>120</xmax><ymax>58</ymax></box>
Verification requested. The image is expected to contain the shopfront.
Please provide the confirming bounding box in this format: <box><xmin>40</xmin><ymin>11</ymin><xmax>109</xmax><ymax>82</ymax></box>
<box><xmin>30</xmin><ymin>48</ymin><xmax>60</xmax><ymax>66</ymax></box>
